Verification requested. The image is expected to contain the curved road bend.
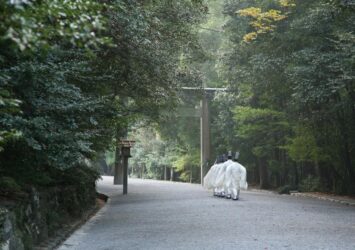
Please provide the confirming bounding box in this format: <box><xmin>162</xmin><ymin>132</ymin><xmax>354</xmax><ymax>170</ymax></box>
<box><xmin>58</xmin><ymin>176</ymin><xmax>355</xmax><ymax>250</ymax></box>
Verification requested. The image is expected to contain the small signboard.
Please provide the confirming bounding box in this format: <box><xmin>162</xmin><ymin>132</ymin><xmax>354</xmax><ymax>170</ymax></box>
<box><xmin>118</xmin><ymin>140</ymin><xmax>135</xmax><ymax>148</ymax></box>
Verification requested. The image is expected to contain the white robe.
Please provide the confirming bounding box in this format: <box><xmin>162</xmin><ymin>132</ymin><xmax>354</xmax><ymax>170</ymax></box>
<box><xmin>203</xmin><ymin>162</ymin><xmax>220</xmax><ymax>190</ymax></box>
<box><xmin>224</xmin><ymin>161</ymin><xmax>248</xmax><ymax>199</ymax></box>
<box><xmin>203</xmin><ymin>161</ymin><xmax>228</xmax><ymax>191</ymax></box>
<box><xmin>214</xmin><ymin>161</ymin><xmax>230</xmax><ymax>192</ymax></box>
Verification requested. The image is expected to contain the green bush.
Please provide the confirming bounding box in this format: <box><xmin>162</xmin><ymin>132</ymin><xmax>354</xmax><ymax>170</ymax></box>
<box><xmin>299</xmin><ymin>175</ymin><xmax>322</xmax><ymax>192</ymax></box>
<box><xmin>278</xmin><ymin>185</ymin><xmax>292</xmax><ymax>194</ymax></box>
<box><xmin>46</xmin><ymin>211</ymin><xmax>61</xmax><ymax>236</ymax></box>
<box><xmin>0</xmin><ymin>177</ymin><xmax>22</xmax><ymax>194</ymax></box>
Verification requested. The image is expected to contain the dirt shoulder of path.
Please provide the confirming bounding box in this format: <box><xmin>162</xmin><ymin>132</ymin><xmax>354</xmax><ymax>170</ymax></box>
<box><xmin>249</xmin><ymin>185</ymin><xmax>355</xmax><ymax>207</ymax></box>
<box><xmin>290</xmin><ymin>192</ymin><xmax>355</xmax><ymax>206</ymax></box>
<box><xmin>34</xmin><ymin>195</ymin><xmax>107</xmax><ymax>250</ymax></box>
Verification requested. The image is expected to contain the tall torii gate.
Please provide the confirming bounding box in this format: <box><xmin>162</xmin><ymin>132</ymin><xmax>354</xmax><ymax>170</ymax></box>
<box><xmin>114</xmin><ymin>86</ymin><xmax>227</xmax><ymax>187</ymax></box>
<box><xmin>181</xmin><ymin>87</ymin><xmax>227</xmax><ymax>185</ymax></box>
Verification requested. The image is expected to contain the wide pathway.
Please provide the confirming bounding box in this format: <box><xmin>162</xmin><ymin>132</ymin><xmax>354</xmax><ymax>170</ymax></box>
<box><xmin>59</xmin><ymin>176</ymin><xmax>355</xmax><ymax>250</ymax></box>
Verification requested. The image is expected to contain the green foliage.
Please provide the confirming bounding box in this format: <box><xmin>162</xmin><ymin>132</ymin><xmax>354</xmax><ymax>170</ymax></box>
<box><xmin>278</xmin><ymin>185</ymin><xmax>294</xmax><ymax>194</ymax></box>
<box><xmin>0</xmin><ymin>75</ymin><xmax>22</xmax><ymax>151</ymax></box>
<box><xmin>0</xmin><ymin>176</ymin><xmax>21</xmax><ymax>194</ymax></box>
<box><xmin>1</xmin><ymin>0</ymin><xmax>207</xmax><ymax>180</ymax></box>
<box><xmin>0</xmin><ymin>1</ymin><xmax>209</xmax><ymax>248</ymax></box>
<box><xmin>283</xmin><ymin>126</ymin><xmax>329</xmax><ymax>163</ymax></box>
<box><xmin>1</xmin><ymin>0</ymin><xmax>110</xmax><ymax>52</ymax></box>
<box><xmin>1</xmin><ymin>54</ymin><xmax>115</xmax><ymax>169</ymax></box>
<box><xmin>221</xmin><ymin>0</ymin><xmax>355</xmax><ymax>193</ymax></box>
<box><xmin>299</xmin><ymin>175</ymin><xmax>322</xmax><ymax>192</ymax></box>
<box><xmin>0</xmin><ymin>0</ymin><xmax>113</xmax><ymax>161</ymax></box>
<box><xmin>1</xmin><ymin>0</ymin><xmax>351</xmax><ymax>202</ymax></box>
<box><xmin>210</xmin><ymin>92</ymin><xmax>239</xmax><ymax>155</ymax></box>
<box><xmin>131</xmin><ymin>126</ymin><xmax>169</xmax><ymax>179</ymax></box>
<box><xmin>130</xmin><ymin>120</ymin><xmax>201</xmax><ymax>182</ymax></box>
<box><xmin>0</xmin><ymin>88</ymin><xmax>21</xmax><ymax>114</ymax></box>
<box><xmin>46</xmin><ymin>210</ymin><xmax>61</xmax><ymax>236</ymax></box>
<box><xmin>173</xmin><ymin>150</ymin><xmax>200</xmax><ymax>182</ymax></box>
<box><xmin>233</xmin><ymin>106</ymin><xmax>289</xmax><ymax>158</ymax></box>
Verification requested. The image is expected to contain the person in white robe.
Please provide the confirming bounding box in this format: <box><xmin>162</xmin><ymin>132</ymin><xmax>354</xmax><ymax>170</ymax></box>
<box><xmin>224</xmin><ymin>152</ymin><xmax>248</xmax><ymax>200</ymax></box>
<box><xmin>203</xmin><ymin>157</ymin><xmax>221</xmax><ymax>193</ymax></box>
<box><xmin>214</xmin><ymin>151</ymin><xmax>233</xmax><ymax>199</ymax></box>
<box><xmin>213</xmin><ymin>154</ymin><xmax>229</xmax><ymax>197</ymax></box>
<box><xmin>204</xmin><ymin>155</ymin><xmax>225</xmax><ymax>196</ymax></box>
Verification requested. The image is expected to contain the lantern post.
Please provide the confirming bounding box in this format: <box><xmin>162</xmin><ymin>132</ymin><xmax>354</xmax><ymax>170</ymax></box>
<box><xmin>118</xmin><ymin>140</ymin><xmax>135</xmax><ymax>195</ymax></box>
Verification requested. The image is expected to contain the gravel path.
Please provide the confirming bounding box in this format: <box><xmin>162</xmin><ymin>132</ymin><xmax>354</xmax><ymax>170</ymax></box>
<box><xmin>58</xmin><ymin>176</ymin><xmax>355</xmax><ymax>250</ymax></box>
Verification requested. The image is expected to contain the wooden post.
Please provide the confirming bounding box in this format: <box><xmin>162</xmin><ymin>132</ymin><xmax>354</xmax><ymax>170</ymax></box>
<box><xmin>114</xmin><ymin>128</ymin><xmax>126</xmax><ymax>185</ymax></box>
<box><xmin>118</xmin><ymin>140</ymin><xmax>135</xmax><ymax>195</ymax></box>
<box><xmin>114</xmin><ymin>144</ymin><xmax>122</xmax><ymax>185</ymax></box>
<box><xmin>123</xmin><ymin>155</ymin><xmax>128</xmax><ymax>195</ymax></box>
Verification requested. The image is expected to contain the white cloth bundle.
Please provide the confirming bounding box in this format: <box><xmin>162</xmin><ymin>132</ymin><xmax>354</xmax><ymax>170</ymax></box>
<box><xmin>214</xmin><ymin>161</ymin><xmax>230</xmax><ymax>189</ymax></box>
<box><xmin>203</xmin><ymin>163</ymin><xmax>220</xmax><ymax>190</ymax></box>
<box><xmin>204</xmin><ymin>159</ymin><xmax>248</xmax><ymax>197</ymax></box>
<box><xmin>224</xmin><ymin>161</ymin><xmax>248</xmax><ymax>192</ymax></box>
<box><xmin>203</xmin><ymin>161</ymin><xmax>229</xmax><ymax>190</ymax></box>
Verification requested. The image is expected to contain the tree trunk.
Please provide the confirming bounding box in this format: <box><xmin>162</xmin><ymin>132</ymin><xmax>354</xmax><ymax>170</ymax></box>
<box><xmin>314</xmin><ymin>160</ymin><xmax>320</xmax><ymax>178</ymax></box>
<box><xmin>258</xmin><ymin>157</ymin><xmax>269</xmax><ymax>189</ymax></box>
<box><xmin>294</xmin><ymin>162</ymin><xmax>299</xmax><ymax>187</ymax></box>
<box><xmin>281</xmin><ymin>150</ymin><xmax>288</xmax><ymax>185</ymax></box>
<box><xmin>113</xmin><ymin>135</ymin><xmax>122</xmax><ymax>185</ymax></box>
<box><xmin>253</xmin><ymin>160</ymin><xmax>258</xmax><ymax>184</ymax></box>
<box><xmin>343</xmin><ymin>140</ymin><xmax>355</xmax><ymax>193</ymax></box>
<box><xmin>334</xmin><ymin>93</ymin><xmax>355</xmax><ymax>192</ymax></box>
<box><xmin>164</xmin><ymin>166</ymin><xmax>167</xmax><ymax>181</ymax></box>
<box><xmin>170</xmin><ymin>168</ymin><xmax>174</xmax><ymax>181</ymax></box>
<box><xmin>141</xmin><ymin>164</ymin><xmax>145</xmax><ymax>179</ymax></box>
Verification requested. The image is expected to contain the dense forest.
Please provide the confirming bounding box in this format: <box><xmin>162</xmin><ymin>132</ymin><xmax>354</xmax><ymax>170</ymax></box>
<box><xmin>129</xmin><ymin>0</ymin><xmax>355</xmax><ymax>195</ymax></box>
<box><xmin>1</xmin><ymin>0</ymin><xmax>354</xmax><ymax>204</ymax></box>
<box><xmin>0</xmin><ymin>0</ymin><xmax>206</xmax><ymax>188</ymax></box>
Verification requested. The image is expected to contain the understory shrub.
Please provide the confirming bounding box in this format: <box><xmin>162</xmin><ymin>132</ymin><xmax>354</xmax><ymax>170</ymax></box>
<box><xmin>299</xmin><ymin>175</ymin><xmax>322</xmax><ymax>192</ymax></box>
